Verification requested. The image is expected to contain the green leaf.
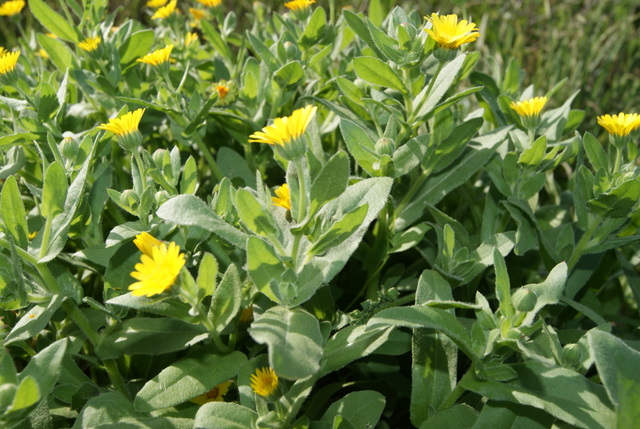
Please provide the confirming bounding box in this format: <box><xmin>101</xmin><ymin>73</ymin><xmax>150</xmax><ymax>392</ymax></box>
<box><xmin>493</xmin><ymin>249</ymin><xmax>514</xmax><ymax>318</ymax></box>
<box><xmin>461</xmin><ymin>361</ymin><xmax>615</xmax><ymax>429</ymax></box>
<box><xmin>37</xmin><ymin>33</ymin><xmax>73</xmax><ymax>71</ymax></box>
<box><xmin>41</xmin><ymin>162</ymin><xmax>67</xmax><ymax>219</ymax></box>
<box><xmin>419</xmin><ymin>404</ymin><xmax>477</xmax><ymax>429</ymax></box>
<box><xmin>19</xmin><ymin>339</ymin><xmax>67</xmax><ymax>408</ymax></box>
<box><xmin>194</xmin><ymin>402</ymin><xmax>257</xmax><ymax>429</ymax></box>
<box><xmin>340</xmin><ymin>118</ymin><xmax>380</xmax><ymax>177</ymax></box>
<box><xmin>353</xmin><ymin>56</ymin><xmax>407</xmax><ymax>93</ymax></box>
<box><xmin>157</xmin><ymin>195</ymin><xmax>247</xmax><ymax>249</ymax></box>
<box><xmin>249</xmin><ymin>306</ymin><xmax>323</xmax><ymax>379</ymax></box>
<box><xmin>180</xmin><ymin>156</ymin><xmax>197</xmax><ymax>194</ymax></box>
<box><xmin>414</xmin><ymin>54</ymin><xmax>466</xmax><ymax>119</ymax></box>
<box><xmin>209</xmin><ymin>264</ymin><xmax>242</xmax><ymax>333</ymax></box>
<box><xmin>582</xmin><ymin>132</ymin><xmax>608</xmax><ymax>172</ymax></box>
<box><xmin>309</xmin><ymin>151</ymin><xmax>350</xmax><ymax>215</ymax></box>
<box><xmin>471</xmin><ymin>401</ymin><xmax>555</xmax><ymax>429</ymax></box>
<box><xmin>106</xmin><ymin>293</ymin><xmax>197</xmax><ymax>322</ymax></box>
<box><xmin>197</xmin><ymin>252</ymin><xmax>218</xmax><ymax>300</ymax></box>
<box><xmin>97</xmin><ymin>318</ymin><xmax>208</xmax><ymax>359</ymax></box>
<box><xmin>8</xmin><ymin>376</ymin><xmax>39</xmax><ymax>413</ymax></box>
<box><xmin>235</xmin><ymin>188</ymin><xmax>279</xmax><ymax>240</ymax></box>
<box><xmin>36</xmin><ymin>82</ymin><xmax>60</xmax><ymax>122</ymax></box>
<box><xmin>119</xmin><ymin>29</ymin><xmax>155</xmax><ymax>64</ymax></box>
<box><xmin>520</xmin><ymin>262</ymin><xmax>567</xmax><ymax>326</ymax></box>
<box><xmin>298</xmin><ymin>7</ymin><xmax>326</xmax><ymax>48</ymax></box>
<box><xmin>589</xmin><ymin>330</ymin><xmax>640</xmax><ymax>424</ymax></box>
<box><xmin>518</xmin><ymin>135</ymin><xmax>547</xmax><ymax>167</ymax></box>
<box><xmin>134</xmin><ymin>349</ymin><xmax>246</xmax><ymax>412</ymax></box>
<box><xmin>273</xmin><ymin>61</ymin><xmax>305</xmax><ymax>89</ymax></box>
<box><xmin>28</xmin><ymin>0</ymin><xmax>80</xmax><ymax>42</ymax></box>
<box><xmin>246</xmin><ymin>237</ymin><xmax>285</xmax><ymax>303</ymax></box>
<box><xmin>4</xmin><ymin>295</ymin><xmax>65</xmax><ymax>345</ymax></box>
<box><xmin>366</xmin><ymin>19</ymin><xmax>404</xmax><ymax>63</ymax></box>
<box><xmin>74</xmin><ymin>392</ymin><xmax>136</xmax><ymax>428</ymax></box>
<box><xmin>320</xmin><ymin>391</ymin><xmax>386</xmax><ymax>428</ymax></box>
<box><xmin>588</xmin><ymin>179</ymin><xmax>640</xmax><ymax>218</ymax></box>
<box><xmin>307</xmin><ymin>204</ymin><xmax>368</xmax><ymax>257</ymax></box>
<box><xmin>342</xmin><ymin>10</ymin><xmax>384</xmax><ymax>59</ymax></box>
<box><xmin>320</xmin><ymin>325</ymin><xmax>394</xmax><ymax>374</ymax></box>
<box><xmin>201</xmin><ymin>19</ymin><xmax>232</xmax><ymax>60</ymax></box>
<box><xmin>1</xmin><ymin>175</ymin><xmax>29</xmax><ymax>248</ymax></box>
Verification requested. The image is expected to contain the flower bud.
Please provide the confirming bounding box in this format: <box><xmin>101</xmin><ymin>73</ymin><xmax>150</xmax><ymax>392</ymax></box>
<box><xmin>155</xmin><ymin>190</ymin><xmax>169</xmax><ymax>206</ymax></box>
<box><xmin>59</xmin><ymin>137</ymin><xmax>79</xmax><ymax>160</ymax></box>
<box><xmin>152</xmin><ymin>149</ymin><xmax>168</xmax><ymax>168</ymax></box>
<box><xmin>433</xmin><ymin>46</ymin><xmax>457</xmax><ymax>63</ymax></box>
<box><xmin>120</xmin><ymin>189</ymin><xmax>138</xmax><ymax>208</ymax></box>
<box><xmin>511</xmin><ymin>287</ymin><xmax>537</xmax><ymax>312</ymax></box>
<box><xmin>118</xmin><ymin>131</ymin><xmax>143</xmax><ymax>151</ymax></box>
<box><xmin>561</xmin><ymin>343</ymin><xmax>582</xmax><ymax>367</ymax></box>
<box><xmin>375</xmin><ymin>137</ymin><xmax>396</xmax><ymax>157</ymax></box>
<box><xmin>283</xmin><ymin>41</ymin><xmax>299</xmax><ymax>61</ymax></box>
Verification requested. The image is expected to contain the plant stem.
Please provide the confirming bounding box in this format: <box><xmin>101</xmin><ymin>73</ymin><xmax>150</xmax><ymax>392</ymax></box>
<box><xmin>191</xmin><ymin>132</ymin><xmax>224</xmax><ymax>181</ymax></box>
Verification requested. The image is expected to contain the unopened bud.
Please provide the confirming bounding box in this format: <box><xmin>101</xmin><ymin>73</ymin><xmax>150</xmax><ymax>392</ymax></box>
<box><xmin>60</xmin><ymin>137</ymin><xmax>79</xmax><ymax>159</ymax></box>
<box><xmin>561</xmin><ymin>343</ymin><xmax>582</xmax><ymax>367</ymax></box>
<box><xmin>512</xmin><ymin>288</ymin><xmax>537</xmax><ymax>312</ymax></box>
<box><xmin>375</xmin><ymin>137</ymin><xmax>396</xmax><ymax>156</ymax></box>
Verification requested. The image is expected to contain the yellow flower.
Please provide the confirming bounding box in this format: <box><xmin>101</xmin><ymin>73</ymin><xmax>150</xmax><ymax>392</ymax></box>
<box><xmin>137</xmin><ymin>45</ymin><xmax>174</xmax><ymax>66</ymax></box>
<box><xmin>284</xmin><ymin>0</ymin><xmax>315</xmax><ymax>12</ymax></box>
<box><xmin>0</xmin><ymin>47</ymin><xmax>7</xmax><ymax>57</ymax></box>
<box><xmin>197</xmin><ymin>0</ymin><xmax>222</xmax><ymax>6</ymax></box>
<box><xmin>146</xmin><ymin>0</ymin><xmax>167</xmax><ymax>7</ymax></box>
<box><xmin>216</xmin><ymin>81</ymin><xmax>230</xmax><ymax>100</ymax></box>
<box><xmin>597</xmin><ymin>113</ymin><xmax>640</xmax><ymax>137</ymax></box>
<box><xmin>133</xmin><ymin>232</ymin><xmax>163</xmax><ymax>257</ymax></box>
<box><xmin>77</xmin><ymin>36</ymin><xmax>101</xmax><ymax>52</ymax></box>
<box><xmin>185</xmin><ymin>32</ymin><xmax>199</xmax><ymax>46</ymax></box>
<box><xmin>190</xmin><ymin>381</ymin><xmax>233</xmax><ymax>405</ymax></box>
<box><xmin>129</xmin><ymin>242</ymin><xmax>186</xmax><ymax>297</ymax></box>
<box><xmin>424</xmin><ymin>13</ymin><xmax>480</xmax><ymax>50</ymax></box>
<box><xmin>0</xmin><ymin>50</ymin><xmax>20</xmax><ymax>76</ymax></box>
<box><xmin>151</xmin><ymin>0</ymin><xmax>177</xmax><ymax>19</ymax></box>
<box><xmin>250</xmin><ymin>367</ymin><xmax>279</xmax><ymax>397</ymax></box>
<box><xmin>189</xmin><ymin>7</ymin><xmax>206</xmax><ymax>20</ymax></box>
<box><xmin>249</xmin><ymin>105</ymin><xmax>317</xmax><ymax>147</ymax></box>
<box><xmin>98</xmin><ymin>108</ymin><xmax>146</xmax><ymax>136</ymax></box>
<box><xmin>272</xmin><ymin>184</ymin><xmax>291</xmax><ymax>210</ymax></box>
<box><xmin>0</xmin><ymin>0</ymin><xmax>25</xmax><ymax>16</ymax></box>
<box><xmin>37</xmin><ymin>49</ymin><xmax>49</xmax><ymax>59</ymax></box>
<box><xmin>45</xmin><ymin>33</ymin><xmax>58</xmax><ymax>39</ymax></box>
<box><xmin>510</xmin><ymin>97</ymin><xmax>548</xmax><ymax>118</ymax></box>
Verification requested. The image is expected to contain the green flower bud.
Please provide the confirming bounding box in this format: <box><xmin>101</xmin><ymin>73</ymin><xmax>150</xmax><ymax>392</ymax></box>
<box><xmin>562</xmin><ymin>343</ymin><xmax>582</xmax><ymax>367</ymax></box>
<box><xmin>512</xmin><ymin>287</ymin><xmax>537</xmax><ymax>312</ymax></box>
<box><xmin>283</xmin><ymin>41</ymin><xmax>300</xmax><ymax>61</ymax></box>
<box><xmin>152</xmin><ymin>149</ymin><xmax>168</xmax><ymax>168</ymax></box>
<box><xmin>59</xmin><ymin>137</ymin><xmax>79</xmax><ymax>160</ymax></box>
<box><xmin>155</xmin><ymin>190</ymin><xmax>169</xmax><ymax>206</ymax></box>
<box><xmin>118</xmin><ymin>130</ymin><xmax>143</xmax><ymax>151</ymax></box>
<box><xmin>120</xmin><ymin>189</ymin><xmax>138</xmax><ymax>208</ymax></box>
<box><xmin>375</xmin><ymin>137</ymin><xmax>396</xmax><ymax>157</ymax></box>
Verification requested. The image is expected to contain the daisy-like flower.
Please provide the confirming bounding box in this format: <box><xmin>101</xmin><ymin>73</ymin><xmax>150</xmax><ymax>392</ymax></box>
<box><xmin>0</xmin><ymin>50</ymin><xmax>20</xmax><ymax>83</ymax></box>
<box><xmin>98</xmin><ymin>108</ymin><xmax>145</xmax><ymax>137</ymax></box>
<box><xmin>510</xmin><ymin>97</ymin><xmax>548</xmax><ymax>118</ymax></box>
<box><xmin>284</xmin><ymin>0</ymin><xmax>315</xmax><ymax>12</ymax></box>
<box><xmin>137</xmin><ymin>44</ymin><xmax>174</xmax><ymax>66</ymax></box>
<box><xmin>185</xmin><ymin>32</ymin><xmax>199</xmax><ymax>46</ymax></box>
<box><xmin>189</xmin><ymin>7</ymin><xmax>206</xmax><ymax>21</ymax></box>
<box><xmin>424</xmin><ymin>13</ymin><xmax>480</xmax><ymax>50</ymax></box>
<box><xmin>190</xmin><ymin>381</ymin><xmax>233</xmax><ymax>405</ymax></box>
<box><xmin>77</xmin><ymin>36</ymin><xmax>101</xmax><ymax>52</ymax></box>
<box><xmin>197</xmin><ymin>0</ymin><xmax>222</xmax><ymax>7</ymax></box>
<box><xmin>0</xmin><ymin>0</ymin><xmax>25</xmax><ymax>16</ymax></box>
<box><xmin>250</xmin><ymin>367</ymin><xmax>279</xmax><ymax>397</ymax></box>
<box><xmin>151</xmin><ymin>0</ymin><xmax>177</xmax><ymax>19</ymax></box>
<box><xmin>146</xmin><ymin>0</ymin><xmax>167</xmax><ymax>7</ymax></box>
<box><xmin>597</xmin><ymin>113</ymin><xmax>640</xmax><ymax>137</ymax></box>
<box><xmin>249</xmin><ymin>105</ymin><xmax>317</xmax><ymax>160</ymax></box>
<box><xmin>0</xmin><ymin>47</ymin><xmax>6</xmax><ymax>57</ymax></box>
<box><xmin>272</xmin><ymin>184</ymin><xmax>291</xmax><ymax>210</ymax></box>
<box><xmin>129</xmin><ymin>242</ymin><xmax>186</xmax><ymax>297</ymax></box>
<box><xmin>133</xmin><ymin>232</ymin><xmax>163</xmax><ymax>257</ymax></box>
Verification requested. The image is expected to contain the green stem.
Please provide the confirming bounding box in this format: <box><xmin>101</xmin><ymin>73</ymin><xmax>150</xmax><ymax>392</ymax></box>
<box><xmin>402</xmin><ymin>67</ymin><xmax>414</xmax><ymax>120</ymax></box>
<box><xmin>103</xmin><ymin>359</ymin><xmax>130</xmax><ymax>398</ymax></box>
<box><xmin>567</xmin><ymin>217</ymin><xmax>598</xmax><ymax>270</ymax></box>
<box><xmin>191</xmin><ymin>133</ymin><xmax>224</xmax><ymax>181</ymax></box>
<box><xmin>438</xmin><ymin>368</ymin><xmax>472</xmax><ymax>411</ymax></box>
<box><xmin>409</xmin><ymin>60</ymin><xmax>444</xmax><ymax>125</ymax></box>
<box><xmin>394</xmin><ymin>170</ymin><xmax>429</xmax><ymax>223</ymax></box>
<box><xmin>612</xmin><ymin>144</ymin><xmax>623</xmax><ymax>175</ymax></box>
<box><xmin>294</xmin><ymin>159</ymin><xmax>308</xmax><ymax>223</ymax></box>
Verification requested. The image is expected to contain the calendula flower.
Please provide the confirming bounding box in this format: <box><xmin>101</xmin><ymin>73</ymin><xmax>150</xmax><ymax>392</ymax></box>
<box><xmin>510</xmin><ymin>97</ymin><xmax>548</xmax><ymax>118</ymax></box>
<box><xmin>37</xmin><ymin>49</ymin><xmax>49</xmax><ymax>59</ymax></box>
<box><xmin>250</xmin><ymin>367</ymin><xmax>279</xmax><ymax>397</ymax></box>
<box><xmin>216</xmin><ymin>81</ymin><xmax>230</xmax><ymax>100</ymax></box>
<box><xmin>151</xmin><ymin>0</ymin><xmax>177</xmax><ymax>19</ymax></box>
<box><xmin>185</xmin><ymin>32</ymin><xmax>199</xmax><ymax>46</ymax></box>
<box><xmin>197</xmin><ymin>0</ymin><xmax>222</xmax><ymax>6</ymax></box>
<box><xmin>597</xmin><ymin>113</ymin><xmax>640</xmax><ymax>137</ymax></box>
<box><xmin>0</xmin><ymin>0</ymin><xmax>25</xmax><ymax>16</ymax></box>
<box><xmin>137</xmin><ymin>45</ymin><xmax>174</xmax><ymax>66</ymax></box>
<box><xmin>0</xmin><ymin>50</ymin><xmax>20</xmax><ymax>81</ymax></box>
<box><xmin>424</xmin><ymin>13</ymin><xmax>480</xmax><ymax>50</ymax></box>
<box><xmin>98</xmin><ymin>108</ymin><xmax>145</xmax><ymax>137</ymax></box>
<box><xmin>0</xmin><ymin>47</ymin><xmax>6</xmax><ymax>57</ymax></box>
<box><xmin>284</xmin><ymin>0</ymin><xmax>315</xmax><ymax>12</ymax></box>
<box><xmin>77</xmin><ymin>36</ymin><xmax>101</xmax><ymax>52</ymax></box>
<box><xmin>129</xmin><ymin>242</ymin><xmax>186</xmax><ymax>297</ymax></box>
<box><xmin>189</xmin><ymin>7</ymin><xmax>206</xmax><ymax>21</ymax></box>
<box><xmin>249</xmin><ymin>105</ymin><xmax>316</xmax><ymax>147</ymax></box>
<box><xmin>272</xmin><ymin>184</ymin><xmax>291</xmax><ymax>210</ymax></box>
<box><xmin>190</xmin><ymin>381</ymin><xmax>233</xmax><ymax>405</ymax></box>
<box><xmin>146</xmin><ymin>0</ymin><xmax>167</xmax><ymax>7</ymax></box>
<box><xmin>133</xmin><ymin>232</ymin><xmax>163</xmax><ymax>257</ymax></box>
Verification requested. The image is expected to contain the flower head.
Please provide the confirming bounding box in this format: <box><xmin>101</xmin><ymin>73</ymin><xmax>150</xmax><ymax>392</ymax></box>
<box><xmin>146</xmin><ymin>0</ymin><xmax>167</xmax><ymax>7</ymax></box>
<box><xmin>189</xmin><ymin>7</ymin><xmax>206</xmax><ymax>20</ymax></box>
<box><xmin>129</xmin><ymin>242</ymin><xmax>186</xmax><ymax>297</ymax></box>
<box><xmin>137</xmin><ymin>45</ymin><xmax>174</xmax><ymax>66</ymax></box>
<box><xmin>510</xmin><ymin>97</ymin><xmax>548</xmax><ymax>118</ymax></box>
<box><xmin>197</xmin><ymin>0</ymin><xmax>222</xmax><ymax>6</ymax></box>
<box><xmin>250</xmin><ymin>367</ymin><xmax>279</xmax><ymax>397</ymax></box>
<box><xmin>77</xmin><ymin>36</ymin><xmax>101</xmax><ymax>52</ymax></box>
<box><xmin>597</xmin><ymin>113</ymin><xmax>640</xmax><ymax>137</ymax></box>
<box><xmin>249</xmin><ymin>105</ymin><xmax>317</xmax><ymax>147</ymax></box>
<box><xmin>272</xmin><ymin>184</ymin><xmax>291</xmax><ymax>210</ymax></box>
<box><xmin>151</xmin><ymin>0</ymin><xmax>177</xmax><ymax>19</ymax></box>
<box><xmin>0</xmin><ymin>0</ymin><xmax>25</xmax><ymax>16</ymax></box>
<box><xmin>133</xmin><ymin>232</ymin><xmax>163</xmax><ymax>257</ymax></box>
<box><xmin>98</xmin><ymin>108</ymin><xmax>145</xmax><ymax>137</ymax></box>
<box><xmin>0</xmin><ymin>50</ymin><xmax>19</xmax><ymax>76</ymax></box>
<box><xmin>424</xmin><ymin>13</ymin><xmax>480</xmax><ymax>50</ymax></box>
<box><xmin>190</xmin><ymin>381</ymin><xmax>233</xmax><ymax>405</ymax></box>
<box><xmin>185</xmin><ymin>32</ymin><xmax>199</xmax><ymax>46</ymax></box>
<box><xmin>284</xmin><ymin>0</ymin><xmax>315</xmax><ymax>12</ymax></box>
<box><xmin>215</xmin><ymin>81</ymin><xmax>231</xmax><ymax>101</ymax></box>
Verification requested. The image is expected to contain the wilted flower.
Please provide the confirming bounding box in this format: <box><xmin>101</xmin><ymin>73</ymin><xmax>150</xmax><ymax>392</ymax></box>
<box><xmin>129</xmin><ymin>242</ymin><xmax>186</xmax><ymax>297</ymax></box>
<box><xmin>272</xmin><ymin>184</ymin><xmax>291</xmax><ymax>210</ymax></box>
<box><xmin>597</xmin><ymin>113</ymin><xmax>640</xmax><ymax>137</ymax></box>
<box><xmin>151</xmin><ymin>0</ymin><xmax>177</xmax><ymax>19</ymax></box>
<box><xmin>284</xmin><ymin>0</ymin><xmax>315</xmax><ymax>12</ymax></box>
<box><xmin>190</xmin><ymin>381</ymin><xmax>233</xmax><ymax>405</ymax></box>
<box><xmin>424</xmin><ymin>13</ymin><xmax>480</xmax><ymax>50</ymax></box>
<box><xmin>0</xmin><ymin>0</ymin><xmax>25</xmax><ymax>16</ymax></box>
<box><xmin>250</xmin><ymin>367</ymin><xmax>279</xmax><ymax>397</ymax></box>
<box><xmin>77</xmin><ymin>36</ymin><xmax>102</xmax><ymax>52</ymax></box>
<box><xmin>136</xmin><ymin>45</ymin><xmax>174</xmax><ymax>66</ymax></box>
